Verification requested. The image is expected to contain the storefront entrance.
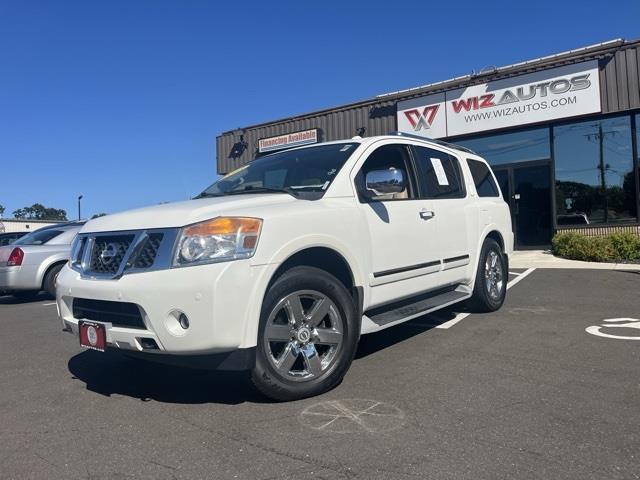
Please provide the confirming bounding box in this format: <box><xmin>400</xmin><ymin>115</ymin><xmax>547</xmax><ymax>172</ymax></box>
<box><xmin>493</xmin><ymin>161</ymin><xmax>553</xmax><ymax>249</ymax></box>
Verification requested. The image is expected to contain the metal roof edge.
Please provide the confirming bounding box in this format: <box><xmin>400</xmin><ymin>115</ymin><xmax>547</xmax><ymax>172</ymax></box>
<box><xmin>377</xmin><ymin>38</ymin><xmax>628</xmax><ymax>99</ymax></box>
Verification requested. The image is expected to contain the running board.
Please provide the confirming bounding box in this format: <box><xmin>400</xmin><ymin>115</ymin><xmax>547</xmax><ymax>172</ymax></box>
<box><xmin>364</xmin><ymin>285</ymin><xmax>469</xmax><ymax>328</ymax></box>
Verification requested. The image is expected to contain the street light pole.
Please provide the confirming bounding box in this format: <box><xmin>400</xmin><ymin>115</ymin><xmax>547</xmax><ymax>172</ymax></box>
<box><xmin>78</xmin><ymin>195</ymin><xmax>83</xmax><ymax>221</ymax></box>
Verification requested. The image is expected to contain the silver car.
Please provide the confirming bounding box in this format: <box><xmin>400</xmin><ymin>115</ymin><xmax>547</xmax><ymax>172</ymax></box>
<box><xmin>0</xmin><ymin>222</ymin><xmax>84</xmax><ymax>299</ymax></box>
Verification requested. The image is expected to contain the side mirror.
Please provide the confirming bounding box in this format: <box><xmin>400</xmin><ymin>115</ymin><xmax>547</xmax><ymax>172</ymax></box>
<box><xmin>365</xmin><ymin>168</ymin><xmax>406</xmax><ymax>196</ymax></box>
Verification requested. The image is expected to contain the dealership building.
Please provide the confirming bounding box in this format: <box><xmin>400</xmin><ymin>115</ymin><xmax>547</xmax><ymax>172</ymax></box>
<box><xmin>217</xmin><ymin>39</ymin><xmax>640</xmax><ymax>249</ymax></box>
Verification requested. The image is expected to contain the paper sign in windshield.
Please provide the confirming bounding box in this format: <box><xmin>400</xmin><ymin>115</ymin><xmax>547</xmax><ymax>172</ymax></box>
<box><xmin>430</xmin><ymin>158</ymin><xmax>449</xmax><ymax>186</ymax></box>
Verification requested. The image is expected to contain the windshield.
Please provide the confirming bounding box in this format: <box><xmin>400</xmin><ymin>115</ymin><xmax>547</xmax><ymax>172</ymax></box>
<box><xmin>199</xmin><ymin>142</ymin><xmax>359</xmax><ymax>200</ymax></box>
<box><xmin>13</xmin><ymin>229</ymin><xmax>64</xmax><ymax>246</ymax></box>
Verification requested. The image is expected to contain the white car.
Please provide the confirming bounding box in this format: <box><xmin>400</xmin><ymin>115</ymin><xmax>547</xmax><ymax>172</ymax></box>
<box><xmin>57</xmin><ymin>133</ymin><xmax>513</xmax><ymax>400</ymax></box>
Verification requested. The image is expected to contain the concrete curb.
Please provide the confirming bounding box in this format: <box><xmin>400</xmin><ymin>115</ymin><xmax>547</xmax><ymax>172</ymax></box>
<box><xmin>510</xmin><ymin>250</ymin><xmax>640</xmax><ymax>271</ymax></box>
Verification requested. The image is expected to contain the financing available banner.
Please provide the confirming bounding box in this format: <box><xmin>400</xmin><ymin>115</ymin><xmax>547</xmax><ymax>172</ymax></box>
<box><xmin>258</xmin><ymin>129</ymin><xmax>319</xmax><ymax>153</ymax></box>
<box><xmin>397</xmin><ymin>60</ymin><xmax>601</xmax><ymax>139</ymax></box>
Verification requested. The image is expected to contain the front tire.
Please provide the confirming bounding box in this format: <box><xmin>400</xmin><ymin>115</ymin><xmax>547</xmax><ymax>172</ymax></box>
<box><xmin>251</xmin><ymin>266</ymin><xmax>359</xmax><ymax>401</ymax></box>
<box><xmin>468</xmin><ymin>238</ymin><xmax>507</xmax><ymax>313</ymax></box>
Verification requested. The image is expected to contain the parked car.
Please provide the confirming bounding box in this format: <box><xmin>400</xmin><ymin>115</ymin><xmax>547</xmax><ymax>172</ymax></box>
<box><xmin>0</xmin><ymin>231</ymin><xmax>26</xmax><ymax>246</ymax></box>
<box><xmin>57</xmin><ymin>133</ymin><xmax>513</xmax><ymax>400</ymax></box>
<box><xmin>0</xmin><ymin>222</ymin><xmax>84</xmax><ymax>299</ymax></box>
<box><xmin>557</xmin><ymin>213</ymin><xmax>590</xmax><ymax>226</ymax></box>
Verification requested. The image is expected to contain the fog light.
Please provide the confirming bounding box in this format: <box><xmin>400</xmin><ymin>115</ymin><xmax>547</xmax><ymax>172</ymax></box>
<box><xmin>178</xmin><ymin>313</ymin><xmax>190</xmax><ymax>329</ymax></box>
<box><xmin>139</xmin><ymin>338</ymin><xmax>159</xmax><ymax>350</ymax></box>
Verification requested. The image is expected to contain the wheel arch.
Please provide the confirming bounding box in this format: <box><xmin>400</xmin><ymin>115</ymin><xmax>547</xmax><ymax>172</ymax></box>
<box><xmin>485</xmin><ymin>230</ymin><xmax>505</xmax><ymax>253</ymax></box>
<box><xmin>35</xmin><ymin>255</ymin><xmax>68</xmax><ymax>289</ymax></box>
<box><xmin>267</xmin><ymin>246</ymin><xmax>356</xmax><ymax>292</ymax></box>
<box><xmin>41</xmin><ymin>259</ymin><xmax>67</xmax><ymax>289</ymax></box>
<box><xmin>255</xmin><ymin>246</ymin><xmax>364</xmax><ymax>340</ymax></box>
<box><xmin>469</xmin><ymin>226</ymin><xmax>510</xmax><ymax>291</ymax></box>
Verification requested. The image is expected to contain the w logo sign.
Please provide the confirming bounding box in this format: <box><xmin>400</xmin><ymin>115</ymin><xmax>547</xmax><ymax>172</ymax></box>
<box><xmin>403</xmin><ymin>105</ymin><xmax>440</xmax><ymax>131</ymax></box>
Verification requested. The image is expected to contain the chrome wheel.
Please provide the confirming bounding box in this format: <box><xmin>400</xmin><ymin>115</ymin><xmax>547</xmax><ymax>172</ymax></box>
<box><xmin>484</xmin><ymin>250</ymin><xmax>504</xmax><ymax>300</ymax></box>
<box><xmin>263</xmin><ymin>290</ymin><xmax>344</xmax><ymax>382</ymax></box>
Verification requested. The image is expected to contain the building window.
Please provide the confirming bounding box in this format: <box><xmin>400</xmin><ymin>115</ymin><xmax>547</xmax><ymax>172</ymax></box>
<box><xmin>636</xmin><ymin>113</ymin><xmax>640</xmax><ymax>219</ymax></box>
<box><xmin>455</xmin><ymin>128</ymin><xmax>550</xmax><ymax>166</ymax></box>
<box><xmin>554</xmin><ymin>115</ymin><xmax>636</xmax><ymax>226</ymax></box>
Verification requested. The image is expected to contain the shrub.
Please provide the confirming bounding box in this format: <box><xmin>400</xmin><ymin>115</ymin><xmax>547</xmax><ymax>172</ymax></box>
<box><xmin>609</xmin><ymin>232</ymin><xmax>640</xmax><ymax>261</ymax></box>
<box><xmin>552</xmin><ymin>231</ymin><xmax>640</xmax><ymax>262</ymax></box>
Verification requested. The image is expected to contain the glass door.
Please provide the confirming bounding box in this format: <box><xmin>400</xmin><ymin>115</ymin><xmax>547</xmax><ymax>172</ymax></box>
<box><xmin>492</xmin><ymin>161</ymin><xmax>553</xmax><ymax>249</ymax></box>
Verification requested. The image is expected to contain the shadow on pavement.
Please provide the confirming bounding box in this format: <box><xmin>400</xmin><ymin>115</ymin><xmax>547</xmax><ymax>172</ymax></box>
<box><xmin>613</xmin><ymin>269</ymin><xmax>640</xmax><ymax>276</ymax></box>
<box><xmin>68</xmin><ymin>304</ymin><xmax>470</xmax><ymax>404</ymax></box>
<box><xmin>68</xmin><ymin>350</ymin><xmax>267</xmax><ymax>405</ymax></box>
<box><xmin>355</xmin><ymin>305</ymin><xmax>466</xmax><ymax>359</ymax></box>
<box><xmin>0</xmin><ymin>292</ymin><xmax>52</xmax><ymax>305</ymax></box>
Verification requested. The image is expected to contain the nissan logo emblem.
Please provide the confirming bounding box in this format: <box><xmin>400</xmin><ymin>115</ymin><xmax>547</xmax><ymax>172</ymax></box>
<box><xmin>99</xmin><ymin>243</ymin><xmax>119</xmax><ymax>264</ymax></box>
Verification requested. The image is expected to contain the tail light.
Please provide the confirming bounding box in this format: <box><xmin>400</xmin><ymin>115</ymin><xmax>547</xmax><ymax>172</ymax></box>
<box><xmin>7</xmin><ymin>248</ymin><xmax>24</xmax><ymax>266</ymax></box>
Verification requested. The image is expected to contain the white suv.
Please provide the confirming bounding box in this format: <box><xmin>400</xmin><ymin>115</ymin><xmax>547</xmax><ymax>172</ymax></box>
<box><xmin>57</xmin><ymin>133</ymin><xmax>513</xmax><ymax>400</ymax></box>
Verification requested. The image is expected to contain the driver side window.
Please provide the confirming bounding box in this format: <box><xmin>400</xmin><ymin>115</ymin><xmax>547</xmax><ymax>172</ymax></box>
<box><xmin>357</xmin><ymin>144</ymin><xmax>415</xmax><ymax>202</ymax></box>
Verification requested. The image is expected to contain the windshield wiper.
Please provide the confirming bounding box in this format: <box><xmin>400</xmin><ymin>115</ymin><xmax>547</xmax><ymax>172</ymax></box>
<box><xmin>195</xmin><ymin>185</ymin><xmax>300</xmax><ymax>199</ymax></box>
<box><xmin>223</xmin><ymin>186</ymin><xmax>300</xmax><ymax>198</ymax></box>
<box><xmin>194</xmin><ymin>192</ymin><xmax>224</xmax><ymax>199</ymax></box>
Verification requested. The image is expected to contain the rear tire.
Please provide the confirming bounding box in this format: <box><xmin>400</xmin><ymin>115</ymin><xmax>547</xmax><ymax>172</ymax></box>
<box><xmin>251</xmin><ymin>266</ymin><xmax>359</xmax><ymax>401</ymax></box>
<box><xmin>43</xmin><ymin>263</ymin><xmax>64</xmax><ymax>298</ymax></box>
<box><xmin>468</xmin><ymin>238</ymin><xmax>507</xmax><ymax>313</ymax></box>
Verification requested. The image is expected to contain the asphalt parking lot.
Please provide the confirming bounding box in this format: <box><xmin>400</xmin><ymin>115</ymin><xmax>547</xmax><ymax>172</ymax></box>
<box><xmin>1</xmin><ymin>268</ymin><xmax>639</xmax><ymax>480</ymax></box>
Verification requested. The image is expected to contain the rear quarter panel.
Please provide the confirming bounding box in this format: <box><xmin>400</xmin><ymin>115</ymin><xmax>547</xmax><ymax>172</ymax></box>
<box><xmin>20</xmin><ymin>245</ymin><xmax>71</xmax><ymax>288</ymax></box>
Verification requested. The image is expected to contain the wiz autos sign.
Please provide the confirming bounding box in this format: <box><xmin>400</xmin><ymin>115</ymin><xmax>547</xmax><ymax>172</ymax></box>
<box><xmin>258</xmin><ymin>129</ymin><xmax>319</xmax><ymax>153</ymax></box>
<box><xmin>396</xmin><ymin>93</ymin><xmax>447</xmax><ymax>138</ymax></box>
<box><xmin>397</xmin><ymin>60</ymin><xmax>601</xmax><ymax>138</ymax></box>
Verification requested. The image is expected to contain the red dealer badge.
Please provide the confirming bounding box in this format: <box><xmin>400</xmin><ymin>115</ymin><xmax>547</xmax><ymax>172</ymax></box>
<box><xmin>79</xmin><ymin>321</ymin><xmax>106</xmax><ymax>352</ymax></box>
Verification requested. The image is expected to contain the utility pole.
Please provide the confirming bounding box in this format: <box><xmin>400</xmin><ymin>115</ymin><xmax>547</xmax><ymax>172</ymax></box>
<box><xmin>586</xmin><ymin>123</ymin><xmax>614</xmax><ymax>224</ymax></box>
<box><xmin>78</xmin><ymin>195</ymin><xmax>83</xmax><ymax>221</ymax></box>
<box><xmin>597</xmin><ymin>123</ymin><xmax>608</xmax><ymax>223</ymax></box>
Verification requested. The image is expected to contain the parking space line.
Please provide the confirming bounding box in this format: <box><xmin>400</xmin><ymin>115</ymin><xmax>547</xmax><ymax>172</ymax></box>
<box><xmin>506</xmin><ymin>268</ymin><xmax>535</xmax><ymax>290</ymax></box>
<box><xmin>435</xmin><ymin>312</ymin><xmax>471</xmax><ymax>329</ymax></box>
<box><xmin>436</xmin><ymin>268</ymin><xmax>536</xmax><ymax>329</ymax></box>
<box><xmin>509</xmin><ymin>271</ymin><xmax>522</xmax><ymax>276</ymax></box>
<box><xmin>42</xmin><ymin>302</ymin><xmax>57</xmax><ymax>306</ymax></box>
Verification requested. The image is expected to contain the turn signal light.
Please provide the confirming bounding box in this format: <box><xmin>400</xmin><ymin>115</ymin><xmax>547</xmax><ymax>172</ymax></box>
<box><xmin>7</xmin><ymin>248</ymin><xmax>24</xmax><ymax>266</ymax></box>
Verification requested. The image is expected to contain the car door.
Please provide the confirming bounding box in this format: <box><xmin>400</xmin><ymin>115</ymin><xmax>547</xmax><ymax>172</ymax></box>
<box><xmin>410</xmin><ymin>144</ymin><xmax>472</xmax><ymax>284</ymax></box>
<box><xmin>354</xmin><ymin>142</ymin><xmax>441</xmax><ymax>307</ymax></box>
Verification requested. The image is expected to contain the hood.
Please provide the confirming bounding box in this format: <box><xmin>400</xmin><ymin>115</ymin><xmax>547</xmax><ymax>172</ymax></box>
<box><xmin>81</xmin><ymin>194</ymin><xmax>297</xmax><ymax>233</ymax></box>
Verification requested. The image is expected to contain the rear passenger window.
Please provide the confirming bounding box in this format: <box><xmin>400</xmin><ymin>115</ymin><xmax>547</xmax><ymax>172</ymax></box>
<box><xmin>467</xmin><ymin>159</ymin><xmax>500</xmax><ymax>197</ymax></box>
<box><xmin>411</xmin><ymin>146</ymin><xmax>465</xmax><ymax>199</ymax></box>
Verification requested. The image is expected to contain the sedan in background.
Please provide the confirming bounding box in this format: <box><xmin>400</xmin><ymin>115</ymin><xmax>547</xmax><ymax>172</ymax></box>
<box><xmin>0</xmin><ymin>222</ymin><xmax>84</xmax><ymax>299</ymax></box>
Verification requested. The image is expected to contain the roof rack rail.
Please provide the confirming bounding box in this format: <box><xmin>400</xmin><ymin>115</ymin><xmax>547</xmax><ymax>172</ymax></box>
<box><xmin>387</xmin><ymin>131</ymin><xmax>478</xmax><ymax>155</ymax></box>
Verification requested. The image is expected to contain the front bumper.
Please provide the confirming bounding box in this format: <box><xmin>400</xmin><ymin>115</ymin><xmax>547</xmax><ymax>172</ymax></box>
<box><xmin>57</xmin><ymin>259</ymin><xmax>275</xmax><ymax>357</ymax></box>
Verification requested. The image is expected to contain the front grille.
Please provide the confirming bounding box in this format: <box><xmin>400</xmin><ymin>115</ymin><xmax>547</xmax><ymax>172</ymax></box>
<box><xmin>89</xmin><ymin>235</ymin><xmax>134</xmax><ymax>274</ymax></box>
<box><xmin>134</xmin><ymin>233</ymin><xmax>163</xmax><ymax>269</ymax></box>
<box><xmin>73</xmin><ymin>298</ymin><xmax>146</xmax><ymax>329</ymax></box>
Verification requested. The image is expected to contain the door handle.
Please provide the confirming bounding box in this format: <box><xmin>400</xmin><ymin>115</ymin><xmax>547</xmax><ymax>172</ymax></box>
<box><xmin>419</xmin><ymin>210</ymin><xmax>435</xmax><ymax>220</ymax></box>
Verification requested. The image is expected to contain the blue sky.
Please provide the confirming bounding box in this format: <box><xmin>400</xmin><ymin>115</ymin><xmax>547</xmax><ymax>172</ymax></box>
<box><xmin>1</xmin><ymin>0</ymin><xmax>639</xmax><ymax>219</ymax></box>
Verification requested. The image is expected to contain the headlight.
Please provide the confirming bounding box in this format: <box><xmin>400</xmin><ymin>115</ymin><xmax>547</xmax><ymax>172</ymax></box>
<box><xmin>173</xmin><ymin>217</ymin><xmax>262</xmax><ymax>267</ymax></box>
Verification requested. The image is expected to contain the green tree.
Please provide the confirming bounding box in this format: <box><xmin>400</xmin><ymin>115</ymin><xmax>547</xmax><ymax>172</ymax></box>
<box><xmin>12</xmin><ymin>203</ymin><xmax>67</xmax><ymax>221</ymax></box>
<box><xmin>0</xmin><ymin>204</ymin><xmax>4</xmax><ymax>217</ymax></box>
<box><xmin>91</xmin><ymin>213</ymin><xmax>107</xmax><ymax>219</ymax></box>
